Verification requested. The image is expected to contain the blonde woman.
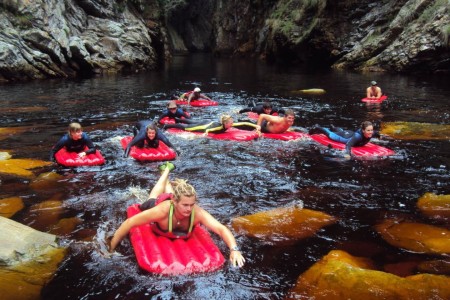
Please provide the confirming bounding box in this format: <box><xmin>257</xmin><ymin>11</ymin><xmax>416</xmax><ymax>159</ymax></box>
<box><xmin>163</xmin><ymin>114</ymin><xmax>261</xmax><ymax>136</ymax></box>
<box><xmin>110</xmin><ymin>163</ymin><xmax>245</xmax><ymax>267</ymax></box>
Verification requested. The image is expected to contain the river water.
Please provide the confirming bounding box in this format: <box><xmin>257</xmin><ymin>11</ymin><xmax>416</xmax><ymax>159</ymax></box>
<box><xmin>1</xmin><ymin>54</ymin><xmax>449</xmax><ymax>299</ymax></box>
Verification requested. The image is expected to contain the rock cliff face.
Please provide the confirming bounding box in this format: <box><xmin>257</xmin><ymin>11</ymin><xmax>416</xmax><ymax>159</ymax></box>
<box><xmin>0</xmin><ymin>0</ymin><xmax>448</xmax><ymax>81</ymax></box>
<box><xmin>0</xmin><ymin>0</ymin><xmax>164</xmax><ymax>81</ymax></box>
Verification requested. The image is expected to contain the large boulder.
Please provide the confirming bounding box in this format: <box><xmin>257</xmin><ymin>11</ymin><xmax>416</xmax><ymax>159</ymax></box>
<box><xmin>0</xmin><ymin>217</ymin><xmax>66</xmax><ymax>300</ymax></box>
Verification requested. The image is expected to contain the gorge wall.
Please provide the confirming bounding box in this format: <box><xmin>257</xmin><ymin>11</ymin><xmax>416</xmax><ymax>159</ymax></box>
<box><xmin>0</xmin><ymin>0</ymin><xmax>448</xmax><ymax>82</ymax></box>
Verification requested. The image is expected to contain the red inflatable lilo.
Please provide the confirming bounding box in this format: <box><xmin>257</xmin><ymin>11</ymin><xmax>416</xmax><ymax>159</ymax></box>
<box><xmin>54</xmin><ymin>147</ymin><xmax>105</xmax><ymax>167</ymax></box>
<box><xmin>309</xmin><ymin>134</ymin><xmax>395</xmax><ymax>157</ymax></box>
<box><xmin>127</xmin><ymin>204</ymin><xmax>225</xmax><ymax>275</ymax></box>
<box><xmin>361</xmin><ymin>95</ymin><xmax>388</xmax><ymax>103</ymax></box>
<box><xmin>175</xmin><ymin>99</ymin><xmax>218</xmax><ymax>107</ymax></box>
<box><xmin>120</xmin><ymin>136</ymin><xmax>176</xmax><ymax>161</ymax></box>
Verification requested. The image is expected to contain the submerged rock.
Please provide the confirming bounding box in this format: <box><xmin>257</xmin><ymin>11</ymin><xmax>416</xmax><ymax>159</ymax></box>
<box><xmin>375</xmin><ymin>219</ymin><xmax>450</xmax><ymax>255</ymax></box>
<box><xmin>287</xmin><ymin>250</ymin><xmax>450</xmax><ymax>299</ymax></box>
<box><xmin>417</xmin><ymin>193</ymin><xmax>450</xmax><ymax>220</ymax></box>
<box><xmin>381</xmin><ymin>122</ymin><xmax>450</xmax><ymax>140</ymax></box>
<box><xmin>232</xmin><ymin>206</ymin><xmax>336</xmax><ymax>245</ymax></box>
<box><xmin>24</xmin><ymin>196</ymin><xmax>65</xmax><ymax>233</ymax></box>
<box><xmin>30</xmin><ymin>171</ymin><xmax>65</xmax><ymax>192</ymax></box>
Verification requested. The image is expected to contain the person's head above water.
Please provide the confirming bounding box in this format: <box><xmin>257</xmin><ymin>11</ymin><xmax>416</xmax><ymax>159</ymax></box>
<box><xmin>171</xmin><ymin>178</ymin><xmax>197</xmax><ymax>203</ymax></box>
<box><xmin>360</xmin><ymin>121</ymin><xmax>374</xmax><ymax>138</ymax></box>
<box><xmin>68</xmin><ymin>122</ymin><xmax>83</xmax><ymax>139</ymax></box>
<box><xmin>167</xmin><ymin>101</ymin><xmax>177</xmax><ymax>109</ymax></box>
<box><xmin>146</xmin><ymin>122</ymin><xmax>158</xmax><ymax>139</ymax></box>
<box><xmin>220</xmin><ymin>115</ymin><xmax>234</xmax><ymax>128</ymax></box>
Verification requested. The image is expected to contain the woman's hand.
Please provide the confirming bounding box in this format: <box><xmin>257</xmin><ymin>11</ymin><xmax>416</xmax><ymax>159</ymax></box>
<box><xmin>230</xmin><ymin>250</ymin><xmax>245</xmax><ymax>267</ymax></box>
<box><xmin>78</xmin><ymin>152</ymin><xmax>86</xmax><ymax>158</ymax></box>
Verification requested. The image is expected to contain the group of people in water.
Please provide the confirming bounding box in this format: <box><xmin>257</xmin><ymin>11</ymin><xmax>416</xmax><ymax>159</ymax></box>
<box><xmin>50</xmin><ymin>83</ymin><xmax>383</xmax><ymax>268</ymax></box>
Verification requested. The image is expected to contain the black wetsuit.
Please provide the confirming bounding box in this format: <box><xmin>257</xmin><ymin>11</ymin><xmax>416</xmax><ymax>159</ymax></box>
<box><xmin>50</xmin><ymin>132</ymin><xmax>96</xmax><ymax>161</ymax></box>
<box><xmin>124</xmin><ymin>120</ymin><xmax>176</xmax><ymax>157</ymax></box>
<box><xmin>309</xmin><ymin>126</ymin><xmax>380</xmax><ymax>154</ymax></box>
<box><xmin>158</xmin><ymin>108</ymin><xmax>191</xmax><ymax>122</ymax></box>
<box><xmin>239</xmin><ymin>104</ymin><xmax>285</xmax><ymax>115</ymax></box>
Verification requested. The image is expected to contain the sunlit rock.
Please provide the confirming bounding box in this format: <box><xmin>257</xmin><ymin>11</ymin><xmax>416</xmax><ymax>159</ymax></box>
<box><xmin>287</xmin><ymin>250</ymin><xmax>450</xmax><ymax>300</ymax></box>
<box><xmin>291</xmin><ymin>88</ymin><xmax>326</xmax><ymax>95</ymax></box>
<box><xmin>232</xmin><ymin>206</ymin><xmax>337</xmax><ymax>245</ymax></box>
<box><xmin>375</xmin><ymin>219</ymin><xmax>450</xmax><ymax>255</ymax></box>
<box><xmin>0</xmin><ymin>196</ymin><xmax>24</xmax><ymax>218</ymax></box>
<box><xmin>0</xmin><ymin>216</ymin><xmax>66</xmax><ymax>300</ymax></box>
<box><xmin>417</xmin><ymin>193</ymin><xmax>450</xmax><ymax>220</ymax></box>
<box><xmin>0</xmin><ymin>158</ymin><xmax>52</xmax><ymax>178</ymax></box>
<box><xmin>0</xmin><ymin>127</ymin><xmax>30</xmax><ymax>140</ymax></box>
<box><xmin>30</xmin><ymin>171</ymin><xmax>64</xmax><ymax>191</ymax></box>
<box><xmin>381</xmin><ymin>122</ymin><xmax>450</xmax><ymax>140</ymax></box>
<box><xmin>0</xmin><ymin>151</ymin><xmax>12</xmax><ymax>160</ymax></box>
<box><xmin>48</xmin><ymin>217</ymin><xmax>82</xmax><ymax>236</ymax></box>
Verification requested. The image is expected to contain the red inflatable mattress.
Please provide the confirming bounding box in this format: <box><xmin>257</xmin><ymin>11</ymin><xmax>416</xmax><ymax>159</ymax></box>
<box><xmin>361</xmin><ymin>95</ymin><xmax>388</xmax><ymax>103</ymax></box>
<box><xmin>309</xmin><ymin>134</ymin><xmax>395</xmax><ymax>157</ymax></box>
<box><xmin>120</xmin><ymin>136</ymin><xmax>176</xmax><ymax>161</ymax></box>
<box><xmin>127</xmin><ymin>204</ymin><xmax>225</xmax><ymax>275</ymax></box>
<box><xmin>176</xmin><ymin>99</ymin><xmax>218</xmax><ymax>107</ymax></box>
<box><xmin>54</xmin><ymin>147</ymin><xmax>105</xmax><ymax>167</ymax></box>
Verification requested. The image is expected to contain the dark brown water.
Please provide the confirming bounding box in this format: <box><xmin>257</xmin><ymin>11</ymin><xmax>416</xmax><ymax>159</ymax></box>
<box><xmin>1</xmin><ymin>54</ymin><xmax>449</xmax><ymax>299</ymax></box>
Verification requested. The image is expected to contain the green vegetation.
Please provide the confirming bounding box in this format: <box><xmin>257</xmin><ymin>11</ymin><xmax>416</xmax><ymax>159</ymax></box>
<box><xmin>418</xmin><ymin>0</ymin><xmax>447</xmax><ymax>23</ymax></box>
<box><xmin>269</xmin><ymin>0</ymin><xmax>326</xmax><ymax>42</ymax></box>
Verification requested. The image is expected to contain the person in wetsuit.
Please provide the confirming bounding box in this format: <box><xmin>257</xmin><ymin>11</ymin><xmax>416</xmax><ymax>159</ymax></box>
<box><xmin>239</xmin><ymin>101</ymin><xmax>285</xmax><ymax>116</ymax></box>
<box><xmin>109</xmin><ymin>162</ymin><xmax>245</xmax><ymax>267</ymax></box>
<box><xmin>366</xmin><ymin>81</ymin><xmax>383</xmax><ymax>99</ymax></box>
<box><xmin>180</xmin><ymin>87</ymin><xmax>213</xmax><ymax>105</ymax></box>
<box><xmin>50</xmin><ymin>122</ymin><xmax>97</xmax><ymax>161</ymax></box>
<box><xmin>163</xmin><ymin>115</ymin><xmax>261</xmax><ymax>136</ymax></box>
<box><xmin>123</xmin><ymin>121</ymin><xmax>177</xmax><ymax>158</ymax></box>
<box><xmin>309</xmin><ymin>121</ymin><xmax>380</xmax><ymax>157</ymax></box>
<box><xmin>158</xmin><ymin>100</ymin><xmax>191</xmax><ymax>124</ymax></box>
